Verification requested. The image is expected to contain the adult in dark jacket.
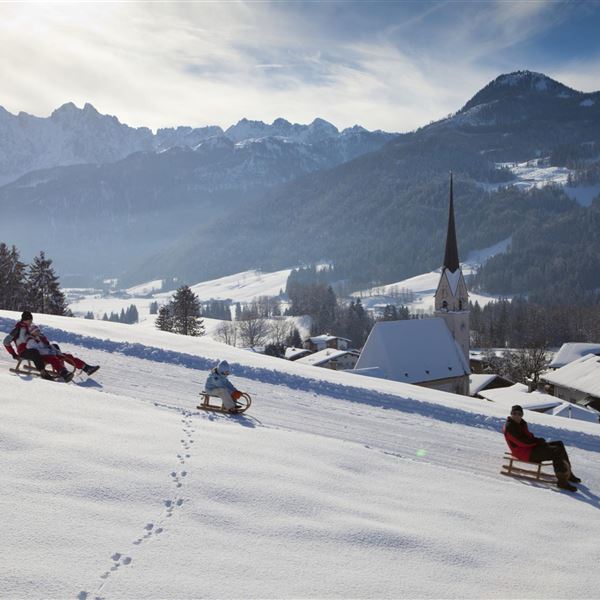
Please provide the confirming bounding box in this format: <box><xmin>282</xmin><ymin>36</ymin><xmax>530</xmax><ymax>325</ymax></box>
<box><xmin>503</xmin><ymin>404</ymin><xmax>581</xmax><ymax>492</ymax></box>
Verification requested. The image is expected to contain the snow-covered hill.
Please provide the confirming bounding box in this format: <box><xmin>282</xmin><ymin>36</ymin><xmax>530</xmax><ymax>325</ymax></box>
<box><xmin>1</xmin><ymin>310</ymin><xmax>599</xmax><ymax>598</ymax></box>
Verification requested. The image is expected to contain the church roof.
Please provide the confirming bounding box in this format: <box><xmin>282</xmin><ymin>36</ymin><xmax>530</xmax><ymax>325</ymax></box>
<box><xmin>354</xmin><ymin>318</ymin><xmax>470</xmax><ymax>384</ymax></box>
<box><xmin>443</xmin><ymin>173</ymin><xmax>460</xmax><ymax>273</ymax></box>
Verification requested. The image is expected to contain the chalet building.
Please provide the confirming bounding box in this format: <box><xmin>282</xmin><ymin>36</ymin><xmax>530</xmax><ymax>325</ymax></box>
<box><xmin>541</xmin><ymin>353</ymin><xmax>600</xmax><ymax>414</ymax></box>
<box><xmin>354</xmin><ymin>174</ymin><xmax>471</xmax><ymax>396</ymax></box>
<box><xmin>296</xmin><ymin>348</ymin><xmax>360</xmax><ymax>371</ymax></box>
<box><xmin>303</xmin><ymin>334</ymin><xmax>351</xmax><ymax>353</ymax></box>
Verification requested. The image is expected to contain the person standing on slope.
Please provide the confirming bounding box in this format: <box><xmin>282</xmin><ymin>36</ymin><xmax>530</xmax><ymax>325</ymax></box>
<box><xmin>503</xmin><ymin>405</ymin><xmax>581</xmax><ymax>492</ymax></box>
<box><xmin>204</xmin><ymin>360</ymin><xmax>242</xmax><ymax>413</ymax></box>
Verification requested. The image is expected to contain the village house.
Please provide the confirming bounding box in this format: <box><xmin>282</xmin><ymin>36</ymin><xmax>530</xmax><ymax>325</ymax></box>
<box><xmin>303</xmin><ymin>334</ymin><xmax>351</xmax><ymax>353</ymax></box>
<box><xmin>296</xmin><ymin>348</ymin><xmax>360</xmax><ymax>371</ymax></box>
<box><xmin>284</xmin><ymin>347</ymin><xmax>312</xmax><ymax>361</ymax></box>
<box><xmin>541</xmin><ymin>353</ymin><xmax>600</xmax><ymax>414</ymax></box>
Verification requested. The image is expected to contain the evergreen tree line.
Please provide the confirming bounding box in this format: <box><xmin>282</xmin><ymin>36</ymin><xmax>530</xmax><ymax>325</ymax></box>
<box><xmin>0</xmin><ymin>243</ymin><xmax>68</xmax><ymax>315</ymax></box>
<box><xmin>470</xmin><ymin>297</ymin><xmax>600</xmax><ymax>349</ymax></box>
<box><xmin>156</xmin><ymin>285</ymin><xmax>205</xmax><ymax>336</ymax></box>
<box><xmin>285</xmin><ymin>281</ymin><xmax>410</xmax><ymax>348</ymax></box>
<box><xmin>101</xmin><ymin>305</ymin><xmax>139</xmax><ymax>324</ymax></box>
<box><xmin>473</xmin><ymin>197</ymin><xmax>600</xmax><ymax>296</ymax></box>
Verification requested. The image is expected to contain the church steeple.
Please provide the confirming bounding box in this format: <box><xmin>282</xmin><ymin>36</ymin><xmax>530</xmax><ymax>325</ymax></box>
<box><xmin>434</xmin><ymin>171</ymin><xmax>470</xmax><ymax>367</ymax></box>
<box><xmin>443</xmin><ymin>172</ymin><xmax>460</xmax><ymax>272</ymax></box>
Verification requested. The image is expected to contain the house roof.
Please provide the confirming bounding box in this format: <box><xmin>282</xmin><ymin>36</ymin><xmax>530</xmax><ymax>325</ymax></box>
<box><xmin>284</xmin><ymin>347</ymin><xmax>311</xmax><ymax>360</ymax></box>
<box><xmin>542</xmin><ymin>353</ymin><xmax>600</xmax><ymax>398</ymax></box>
<box><xmin>478</xmin><ymin>383</ymin><xmax>561</xmax><ymax>412</ymax></box>
<box><xmin>550</xmin><ymin>402</ymin><xmax>599</xmax><ymax>423</ymax></box>
<box><xmin>469</xmin><ymin>374</ymin><xmax>499</xmax><ymax>396</ymax></box>
<box><xmin>549</xmin><ymin>343</ymin><xmax>600</xmax><ymax>369</ymax></box>
<box><xmin>296</xmin><ymin>348</ymin><xmax>358</xmax><ymax>367</ymax></box>
<box><xmin>353</xmin><ymin>318</ymin><xmax>469</xmax><ymax>384</ymax></box>
<box><xmin>307</xmin><ymin>334</ymin><xmax>351</xmax><ymax>344</ymax></box>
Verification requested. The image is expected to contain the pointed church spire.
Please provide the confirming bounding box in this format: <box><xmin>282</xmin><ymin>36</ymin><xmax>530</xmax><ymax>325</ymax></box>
<box><xmin>443</xmin><ymin>171</ymin><xmax>460</xmax><ymax>272</ymax></box>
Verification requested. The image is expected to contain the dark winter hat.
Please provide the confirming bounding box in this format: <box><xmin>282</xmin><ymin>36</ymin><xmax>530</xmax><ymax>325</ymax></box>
<box><xmin>511</xmin><ymin>405</ymin><xmax>524</xmax><ymax>414</ymax></box>
<box><xmin>21</xmin><ymin>311</ymin><xmax>33</xmax><ymax>321</ymax></box>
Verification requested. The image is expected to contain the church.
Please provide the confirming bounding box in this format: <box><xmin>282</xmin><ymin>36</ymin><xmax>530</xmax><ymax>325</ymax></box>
<box><xmin>354</xmin><ymin>174</ymin><xmax>471</xmax><ymax>395</ymax></box>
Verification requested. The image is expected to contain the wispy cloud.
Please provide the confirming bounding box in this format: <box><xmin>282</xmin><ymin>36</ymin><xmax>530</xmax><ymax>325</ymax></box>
<box><xmin>0</xmin><ymin>1</ymin><xmax>597</xmax><ymax>132</ymax></box>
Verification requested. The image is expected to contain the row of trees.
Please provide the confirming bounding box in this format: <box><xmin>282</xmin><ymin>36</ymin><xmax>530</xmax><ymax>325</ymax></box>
<box><xmin>0</xmin><ymin>243</ymin><xmax>68</xmax><ymax>315</ymax></box>
<box><xmin>100</xmin><ymin>305</ymin><xmax>139</xmax><ymax>324</ymax></box>
<box><xmin>470</xmin><ymin>297</ymin><xmax>600</xmax><ymax>349</ymax></box>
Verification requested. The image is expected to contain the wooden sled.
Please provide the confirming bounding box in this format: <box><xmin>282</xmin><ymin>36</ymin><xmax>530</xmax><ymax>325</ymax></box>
<box><xmin>197</xmin><ymin>391</ymin><xmax>252</xmax><ymax>414</ymax></box>
<box><xmin>501</xmin><ymin>453</ymin><xmax>557</xmax><ymax>484</ymax></box>
<box><xmin>9</xmin><ymin>357</ymin><xmax>76</xmax><ymax>381</ymax></box>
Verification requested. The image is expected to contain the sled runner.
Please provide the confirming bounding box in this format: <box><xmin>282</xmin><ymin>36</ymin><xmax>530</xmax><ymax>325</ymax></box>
<box><xmin>500</xmin><ymin>453</ymin><xmax>557</xmax><ymax>483</ymax></box>
<box><xmin>9</xmin><ymin>357</ymin><xmax>76</xmax><ymax>381</ymax></box>
<box><xmin>197</xmin><ymin>391</ymin><xmax>252</xmax><ymax>414</ymax></box>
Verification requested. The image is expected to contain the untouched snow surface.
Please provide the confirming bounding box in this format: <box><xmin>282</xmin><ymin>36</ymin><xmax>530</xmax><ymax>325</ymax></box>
<box><xmin>2</xmin><ymin>310</ymin><xmax>600</xmax><ymax>599</ymax></box>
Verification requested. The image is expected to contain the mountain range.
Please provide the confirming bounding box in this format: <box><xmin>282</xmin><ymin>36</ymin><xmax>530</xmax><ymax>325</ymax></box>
<box><xmin>1</xmin><ymin>70</ymin><xmax>599</xmax><ymax>296</ymax></box>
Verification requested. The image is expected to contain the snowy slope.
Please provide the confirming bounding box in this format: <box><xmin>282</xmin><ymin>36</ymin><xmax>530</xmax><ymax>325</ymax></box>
<box><xmin>1</xmin><ymin>310</ymin><xmax>599</xmax><ymax>599</ymax></box>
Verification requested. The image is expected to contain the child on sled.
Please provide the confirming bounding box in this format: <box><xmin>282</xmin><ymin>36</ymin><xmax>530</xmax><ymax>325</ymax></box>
<box><xmin>204</xmin><ymin>360</ymin><xmax>243</xmax><ymax>413</ymax></box>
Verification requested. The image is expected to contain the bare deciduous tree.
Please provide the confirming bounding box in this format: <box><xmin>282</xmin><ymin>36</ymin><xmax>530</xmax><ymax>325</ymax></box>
<box><xmin>238</xmin><ymin>317</ymin><xmax>270</xmax><ymax>348</ymax></box>
<box><xmin>215</xmin><ymin>321</ymin><xmax>238</xmax><ymax>346</ymax></box>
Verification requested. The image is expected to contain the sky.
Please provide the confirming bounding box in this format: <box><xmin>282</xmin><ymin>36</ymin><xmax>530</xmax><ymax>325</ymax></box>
<box><xmin>1</xmin><ymin>1</ymin><xmax>600</xmax><ymax>133</ymax></box>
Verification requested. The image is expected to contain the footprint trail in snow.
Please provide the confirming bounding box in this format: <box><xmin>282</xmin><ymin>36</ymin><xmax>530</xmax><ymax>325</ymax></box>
<box><xmin>78</xmin><ymin>409</ymin><xmax>196</xmax><ymax>600</ymax></box>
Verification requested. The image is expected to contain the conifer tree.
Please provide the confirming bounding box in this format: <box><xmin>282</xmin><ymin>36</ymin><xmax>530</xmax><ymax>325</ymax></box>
<box><xmin>155</xmin><ymin>305</ymin><xmax>174</xmax><ymax>332</ymax></box>
<box><xmin>170</xmin><ymin>286</ymin><xmax>204</xmax><ymax>336</ymax></box>
<box><xmin>25</xmin><ymin>251</ymin><xmax>68</xmax><ymax>315</ymax></box>
<box><xmin>0</xmin><ymin>243</ymin><xmax>26</xmax><ymax>310</ymax></box>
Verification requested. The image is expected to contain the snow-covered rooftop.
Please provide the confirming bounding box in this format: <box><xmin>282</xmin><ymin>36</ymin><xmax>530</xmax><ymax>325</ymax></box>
<box><xmin>549</xmin><ymin>342</ymin><xmax>600</xmax><ymax>369</ymax></box>
<box><xmin>296</xmin><ymin>348</ymin><xmax>358</xmax><ymax>367</ymax></box>
<box><xmin>551</xmin><ymin>401</ymin><xmax>599</xmax><ymax>423</ymax></box>
<box><xmin>284</xmin><ymin>346</ymin><xmax>311</xmax><ymax>360</ymax></box>
<box><xmin>542</xmin><ymin>353</ymin><xmax>600</xmax><ymax>398</ymax></box>
<box><xmin>354</xmin><ymin>318</ymin><xmax>469</xmax><ymax>384</ymax></box>
<box><xmin>478</xmin><ymin>383</ymin><xmax>560</xmax><ymax>412</ymax></box>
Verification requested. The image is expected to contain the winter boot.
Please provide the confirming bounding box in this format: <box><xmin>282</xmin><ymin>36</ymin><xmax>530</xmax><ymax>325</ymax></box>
<box><xmin>83</xmin><ymin>364</ymin><xmax>100</xmax><ymax>376</ymax></box>
<box><xmin>568</xmin><ymin>473</ymin><xmax>582</xmax><ymax>483</ymax></box>
<box><xmin>557</xmin><ymin>471</ymin><xmax>577</xmax><ymax>492</ymax></box>
<box><xmin>39</xmin><ymin>369</ymin><xmax>53</xmax><ymax>380</ymax></box>
<box><xmin>557</xmin><ymin>480</ymin><xmax>577</xmax><ymax>492</ymax></box>
<box><xmin>60</xmin><ymin>369</ymin><xmax>74</xmax><ymax>383</ymax></box>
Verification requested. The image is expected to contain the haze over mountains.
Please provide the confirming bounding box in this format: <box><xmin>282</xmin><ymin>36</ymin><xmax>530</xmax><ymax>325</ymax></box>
<box><xmin>1</xmin><ymin>70</ymin><xmax>599</xmax><ymax>295</ymax></box>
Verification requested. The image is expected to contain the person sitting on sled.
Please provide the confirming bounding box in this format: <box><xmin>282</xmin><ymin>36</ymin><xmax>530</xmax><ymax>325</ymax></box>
<box><xmin>205</xmin><ymin>360</ymin><xmax>243</xmax><ymax>413</ymax></box>
<box><xmin>503</xmin><ymin>404</ymin><xmax>581</xmax><ymax>492</ymax></box>
<box><xmin>4</xmin><ymin>311</ymin><xmax>53</xmax><ymax>379</ymax></box>
<box><xmin>25</xmin><ymin>325</ymin><xmax>100</xmax><ymax>381</ymax></box>
<box><xmin>4</xmin><ymin>311</ymin><xmax>99</xmax><ymax>382</ymax></box>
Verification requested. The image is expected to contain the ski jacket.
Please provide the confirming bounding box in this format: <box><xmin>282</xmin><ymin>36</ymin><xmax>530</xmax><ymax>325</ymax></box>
<box><xmin>503</xmin><ymin>417</ymin><xmax>543</xmax><ymax>461</ymax></box>
<box><xmin>26</xmin><ymin>337</ymin><xmax>59</xmax><ymax>356</ymax></box>
<box><xmin>3</xmin><ymin>321</ymin><xmax>33</xmax><ymax>357</ymax></box>
<box><xmin>205</xmin><ymin>368</ymin><xmax>236</xmax><ymax>393</ymax></box>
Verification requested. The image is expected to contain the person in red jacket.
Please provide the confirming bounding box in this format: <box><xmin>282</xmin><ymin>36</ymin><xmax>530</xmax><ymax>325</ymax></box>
<box><xmin>3</xmin><ymin>311</ymin><xmax>52</xmax><ymax>378</ymax></box>
<box><xmin>503</xmin><ymin>405</ymin><xmax>581</xmax><ymax>492</ymax></box>
<box><xmin>4</xmin><ymin>312</ymin><xmax>99</xmax><ymax>382</ymax></box>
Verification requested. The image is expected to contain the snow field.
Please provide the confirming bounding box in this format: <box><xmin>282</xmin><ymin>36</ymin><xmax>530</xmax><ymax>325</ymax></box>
<box><xmin>1</xmin><ymin>311</ymin><xmax>600</xmax><ymax>598</ymax></box>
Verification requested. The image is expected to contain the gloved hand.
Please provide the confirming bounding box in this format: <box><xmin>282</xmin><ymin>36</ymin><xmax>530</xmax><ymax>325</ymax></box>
<box><xmin>232</xmin><ymin>390</ymin><xmax>243</xmax><ymax>401</ymax></box>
